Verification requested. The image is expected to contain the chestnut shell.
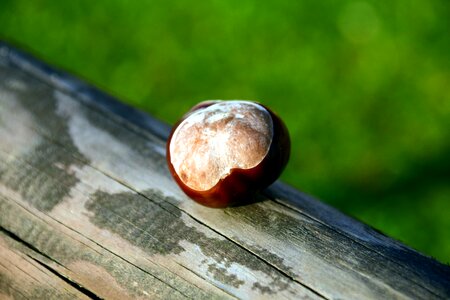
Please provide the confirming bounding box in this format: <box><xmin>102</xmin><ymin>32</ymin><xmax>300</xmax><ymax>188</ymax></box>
<box><xmin>166</xmin><ymin>101</ymin><xmax>290</xmax><ymax>208</ymax></box>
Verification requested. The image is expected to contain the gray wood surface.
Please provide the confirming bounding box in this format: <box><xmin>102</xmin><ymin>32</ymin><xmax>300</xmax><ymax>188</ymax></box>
<box><xmin>0</xmin><ymin>41</ymin><xmax>449</xmax><ymax>299</ymax></box>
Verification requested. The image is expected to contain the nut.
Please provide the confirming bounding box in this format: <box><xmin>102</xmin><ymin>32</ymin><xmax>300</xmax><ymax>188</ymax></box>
<box><xmin>167</xmin><ymin>100</ymin><xmax>290</xmax><ymax>208</ymax></box>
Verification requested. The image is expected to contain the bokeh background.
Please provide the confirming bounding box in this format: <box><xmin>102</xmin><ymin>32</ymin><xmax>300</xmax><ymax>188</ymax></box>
<box><xmin>1</xmin><ymin>0</ymin><xmax>449</xmax><ymax>263</ymax></box>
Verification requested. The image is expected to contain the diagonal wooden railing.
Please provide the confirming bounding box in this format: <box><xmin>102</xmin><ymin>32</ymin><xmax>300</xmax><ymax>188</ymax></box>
<box><xmin>1</xmin><ymin>41</ymin><xmax>449</xmax><ymax>299</ymax></box>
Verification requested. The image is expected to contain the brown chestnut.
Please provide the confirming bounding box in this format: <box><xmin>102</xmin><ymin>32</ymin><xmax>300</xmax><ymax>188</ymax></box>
<box><xmin>166</xmin><ymin>100</ymin><xmax>290</xmax><ymax>208</ymax></box>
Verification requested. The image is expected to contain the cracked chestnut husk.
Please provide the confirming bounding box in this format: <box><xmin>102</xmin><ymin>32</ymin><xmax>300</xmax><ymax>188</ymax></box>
<box><xmin>167</xmin><ymin>100</ymin><xmax>290</xmax><ymax>208</ymax></box>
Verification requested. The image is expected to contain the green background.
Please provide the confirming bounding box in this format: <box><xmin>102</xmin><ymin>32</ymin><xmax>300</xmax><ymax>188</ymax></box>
<box><xmin>1</xmin><ymin>0</ymin><xmax>449</xmax><ymax>263</ymax></box>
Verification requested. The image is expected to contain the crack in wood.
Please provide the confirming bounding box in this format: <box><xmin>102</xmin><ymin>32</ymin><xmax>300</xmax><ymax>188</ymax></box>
<box><xmin>26</xmin><ymin>255</ymin><xmax>101</xmax><ymax>300</ymax></box>
<box><xmin>0</xmin><ymin>230</ymin><xmax>89</xmax><ymax>299</ymax></box>
<box><xmin>267</xmin><ymin>191</ymin><xmax>449</xmax><ymax>299</ymax></box>
<box><xmin>0</xmin><ymin>227</ymin><xmax>66</xmax><ymax>270</ymax></box>
<box><xmin>12</xmin><ymin>193</ymin><xmax>204</xmax><ymax>299</ymax></box>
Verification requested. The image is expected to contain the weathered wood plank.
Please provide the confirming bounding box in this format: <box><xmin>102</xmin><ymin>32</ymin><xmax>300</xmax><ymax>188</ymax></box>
<box><xmin>0</xmin><ymin>230</ymin><xmax>90</xmax><ymax>300</ymax></box>
<box><xmin>1</xmin><ymin>41</ymin><xmax>449</xmax><ymax>299</ymax></box>
<box><xmin>266</xmin><ymin>182</ymin><xmax>450</xmax><ymax>297</ymax></box>
<box><xmin>0</xmin><ymin>51</ymin><xmax>319</xmax><ymax>299</ymax></box>
<box><xmin>0</xmin><ymin>194</ymin><xmax>200</xmax><ymax>300</ymax></box>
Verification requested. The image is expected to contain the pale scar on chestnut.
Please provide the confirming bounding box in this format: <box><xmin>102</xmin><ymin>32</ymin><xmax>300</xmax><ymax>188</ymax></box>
<box><xmin>170</xmin><ymin>101</ymin><xmax>273</xmax><ymax>190</ymax></box>
<box><xmin>167</xmin><ymin>100</ymin><xmax>290</xmax><ymax>208</ymax></box>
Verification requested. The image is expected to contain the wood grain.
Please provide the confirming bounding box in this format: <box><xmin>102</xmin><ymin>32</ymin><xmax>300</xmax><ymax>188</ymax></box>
<box><xmin>0</xmin><ymin>41</ymin><xmax>449</xmax><ymax>299</ymax></box>
<box><xmin>0</xmin><ymin>229</ymin><xmax>90</xmax><ymax>300</ymax></box>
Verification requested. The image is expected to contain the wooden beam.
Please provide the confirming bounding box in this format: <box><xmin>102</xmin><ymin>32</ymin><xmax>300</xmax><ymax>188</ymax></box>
<box><xmin>1</xmin><ymin>41</ymin><xmax>449</xmax><ymax>299</ymax></box>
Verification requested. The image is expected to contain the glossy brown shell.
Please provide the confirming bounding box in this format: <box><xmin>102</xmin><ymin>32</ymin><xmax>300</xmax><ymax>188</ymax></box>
<box><xmin>166</xmin><ymin>101</ymin><xmax>290</xmax><ymax>208</ymax></box>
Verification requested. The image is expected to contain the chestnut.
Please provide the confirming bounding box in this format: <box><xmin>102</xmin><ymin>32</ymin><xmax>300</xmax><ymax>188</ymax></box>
<box><xmin>166</xmin><ymin>100</ymin><xmax>290</xmax><ymax>208</ymax></box>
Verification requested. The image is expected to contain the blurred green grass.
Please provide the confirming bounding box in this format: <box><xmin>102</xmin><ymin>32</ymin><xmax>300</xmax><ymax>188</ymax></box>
<box><xmin>1</xmin><ymin>0</ymin><xmax>449</xmax><ymax>263</ymax></box>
